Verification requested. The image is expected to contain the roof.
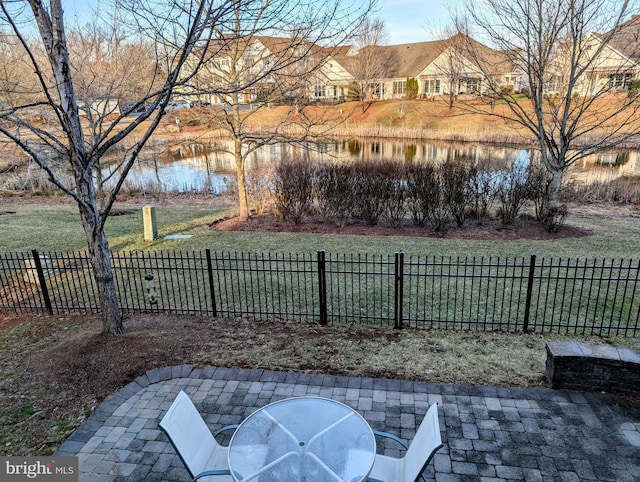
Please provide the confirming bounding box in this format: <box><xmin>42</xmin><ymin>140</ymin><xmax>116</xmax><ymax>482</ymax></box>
<box><xmin>605</xmin><ymin>15</ymin><xmax>640</xmax><ymax>63</ymax></box>
<box><xmin>335</xmin><ymin>34</ymin><xmax>507</xmax><ymax>79</ymax></box>
<box><xmin>375</xmin><ymin>40</ymin><xmax>445</xmax><ymax>78</ymax></box>
<box><xmin>348</xmin><ymin>39</ymin><xmax>445</xmax><ymax>79</ymax></box>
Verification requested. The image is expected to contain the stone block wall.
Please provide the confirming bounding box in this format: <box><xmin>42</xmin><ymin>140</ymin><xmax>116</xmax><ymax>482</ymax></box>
<box><xmin>545</xmin><ymin>341</ymin><xmax>640</xmax><ymax>396</ymax></box>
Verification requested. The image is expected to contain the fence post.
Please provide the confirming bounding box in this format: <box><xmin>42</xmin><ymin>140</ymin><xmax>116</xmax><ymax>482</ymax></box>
<box><xmin>205</xmin><ymin>249</ymin><xmax>217</xmax><ymax>317</ymax></box>
<box><xmin>394</xmin><ymin>252</ymin><xmax>404</xmax><ymax>329</ymax></box>
<box><xmin>523</xmin><ymin>254</ymin><xmax>537</xmax><ymax>333</ymax></box>
<box><xmin>317</xmin><ymin>250</ymin><xmax>327</xmax><ymax>326</ymax></box>
<box><xmin>31</xmin><ymin>249</ymin><xmax>53</xmax><ymax>315</ymax></box>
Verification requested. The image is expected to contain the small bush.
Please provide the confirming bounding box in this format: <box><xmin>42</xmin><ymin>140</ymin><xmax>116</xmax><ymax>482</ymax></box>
<box><xmin>406</xmin><ymin>163</ymin><xmax>436</xmax><ymax>227</ymax></box>
<box><xmin>442</xmin><ymin>160</ymin><xmax>471</xmax><ymax>228</ymax></box>
<box><xmin>628</xmin><ymin>79</ymin><xmax>640</xmax><ymax>98</ymax></box>
<box><xmin>542</xmin><ymin>204</ymin><xmax>567</xmax><ymax>233</ymax></box>
<box><xmin>406</xmin><ymin>77</ymin><xmax>419</xmax><ymax>100</ymax></box>
<box><xmin>247</xmin><ymin>164</ymin><xmax>274</xmax><ymax>215</ymax></box>
<box><xmin>350</xmin><ymin>161</ymin><xmax>389</xmax><ymax>226</ymax></box>
<box><xmin>467</xmin><ymin>160</ymin><xmax>498</xmax><ymax>225</ymax></box>
<box><xmin>272</xmin><ymin>159</ymin><xmax>314</xmax><ymax>224</ymax></box>
<box><xmin>381</xmin><ymin>164</ymin><xmax>408</xmax><ymax>228</ymax></box>
<box><xmin>496</xmin><ymin>157</ymin><xmax>531</xmax><ymax>226</ymax></box>
<box><xmin>500</xmin><ymin>85</ymin><xmax>514</xmax><ymax>95</ymax></box>
<box><xmin>314</xmin><ymin>163</ymin><xmax>356</xmax><ymax>227</ymax></box>
<box><xmin>524</xmin><ymin>161</ymin><xmax>552</xmax><ymax>221</ymax></box>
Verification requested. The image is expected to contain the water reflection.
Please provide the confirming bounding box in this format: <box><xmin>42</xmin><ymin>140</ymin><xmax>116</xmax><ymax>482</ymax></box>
<box><xmin>114</xmin><ymin>139</ymin><xmax>640</xmax><ymax>193</ymax></box>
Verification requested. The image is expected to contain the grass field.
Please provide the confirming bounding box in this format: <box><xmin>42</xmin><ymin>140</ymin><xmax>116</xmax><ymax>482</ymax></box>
<box><xmin>1</xmin><ymin>195</ymin><xmax>639</xmax><ymax>262</ymax></box>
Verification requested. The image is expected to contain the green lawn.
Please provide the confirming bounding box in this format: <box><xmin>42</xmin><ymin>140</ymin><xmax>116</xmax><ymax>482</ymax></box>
<box><xmin>1</xmin><ymin>197</ymin><xmax>639</xmax><ymax>262</ymax></box>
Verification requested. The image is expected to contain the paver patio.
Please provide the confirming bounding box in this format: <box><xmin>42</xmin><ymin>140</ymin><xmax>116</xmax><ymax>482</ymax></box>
<box><xmin>55</xmin><ymin>366</ymin><xmax>640</xmax><ymax>482</ymax></box>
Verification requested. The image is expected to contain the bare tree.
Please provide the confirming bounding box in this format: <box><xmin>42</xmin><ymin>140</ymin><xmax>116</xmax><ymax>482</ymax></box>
<box><xmin>344</xmin><ymin>17</ymin><xmax>389</xmax><ymax>112</ymax></box>
<box><xmin>0</xmin><ymin>0</ymin><xmax>240</xmax><ymax>334</ymax></box>
<box><xmin>190</xmin><ymin>0</ymin><xmax>375</xmax><ymax>221</ymax></box>
<box><xmin>64</xmin><ymin>20</ymin><xmax>160</xmax><ymax>209</ymax></box>
<box><xmin>458</xmin><ymin>0</ymin><xmax>640</xmax><ymax>230</ymax></box>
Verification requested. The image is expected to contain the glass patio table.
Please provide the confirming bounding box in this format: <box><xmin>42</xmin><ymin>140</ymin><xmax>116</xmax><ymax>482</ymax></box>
<box><xmin>227</xmin><ymin>396</ymin><xmax>376</xmax><ymax>482</ymax></box>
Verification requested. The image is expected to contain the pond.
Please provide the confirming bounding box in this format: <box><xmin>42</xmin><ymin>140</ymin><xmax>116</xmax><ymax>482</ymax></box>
<box><xmin>114</xmin><ymin>138</ymin><xmax>640</xmax><ymax>193</ymax></box>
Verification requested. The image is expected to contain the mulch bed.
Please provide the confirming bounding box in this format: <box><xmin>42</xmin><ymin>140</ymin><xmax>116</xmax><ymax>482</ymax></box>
<box><xmin>211</xmin><ymin>213</ymin><xmax>591</xmax><ymax>240</ymax></box>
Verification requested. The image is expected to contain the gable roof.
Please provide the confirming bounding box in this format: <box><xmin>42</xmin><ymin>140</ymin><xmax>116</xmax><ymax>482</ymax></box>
<box><xmin>335</xmin><ymin>34</ymin><xmax>507</xmax><ymax>80</ymax></box>
<box><xmin>346</xmin><ymin>39</ymin><xmax>445</xmax><ymax>79</ymax></box>
<box><xmin>604</xmin><ymin>15</ymin><xmax>640</xmax><ymax>63</ymax></box>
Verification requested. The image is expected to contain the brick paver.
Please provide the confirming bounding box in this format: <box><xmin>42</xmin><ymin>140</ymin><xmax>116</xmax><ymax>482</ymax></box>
<box><xmin>55</xmin><ymin>366</ymin><xmax>640</xmax><ymax>482</ymax></box>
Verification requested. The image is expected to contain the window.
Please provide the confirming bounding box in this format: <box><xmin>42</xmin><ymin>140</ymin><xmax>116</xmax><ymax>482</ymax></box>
<box><xmin>609</xmin><ymin>73</ymin><xmax>632</xmax><ymax>88</ymax></box>
<box><xmin>425</xmin><ymin>79</ymin><xmax>441</xmax><ymax>95</ymax></box>
<box><xmin>314</xmin><ymin>84</ymin><xmax>326</xmax><ymax>98</ymax></box>
<box><xmin>464</xmin><ymin>77</ymin><xmax>481</xmax><ymax>93</ymax></box>
<box><xmin>393</xmin><ymin>80</ymin><xmax>406</xmax><ymax>95</ymax></box>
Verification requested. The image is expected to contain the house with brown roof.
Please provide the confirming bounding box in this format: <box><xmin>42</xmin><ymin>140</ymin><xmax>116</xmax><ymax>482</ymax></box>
<box><xmin>522</xmin><ymin>18</ymin><xmax>640</xmax><ymax>97</ymax></box>
<box><xmin>586</xmin><ymin>15</ymin><xmax>640</xmax><ymax>93</ymax></box>
<box><xmin>191</xmin><ymin>34</ymin><xmax>336</xmax><ymax>105</ymax></box>
<box><xmin>573</xmin><ymin>32</ymin><xmax>640</xmax><ymax>96</ymax></box>
<box><xmin>306</xmin><ymin>46</ymin><xmax>358</xmax><ymax>102</ymax></box>
<box><xmin>192</xmin><ymin>26</ymin><xmax>640</xmax><ymax>106</ymax></box>
<box><xmin>322</xmin><ymin>34</ymin><xmax>513</xmax><ymax>102</ymax></box>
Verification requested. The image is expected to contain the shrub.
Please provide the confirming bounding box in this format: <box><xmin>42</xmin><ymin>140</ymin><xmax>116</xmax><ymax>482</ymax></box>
<box><xmin>406</xmin><ymin>162</ymin><xmax>451</xmax><ymax>232</ymax></box>
<box><xmin>406</xmin><ymin>77</ymin><xmax>419</xmax><ymax>100</ymax></box>
<box><xmin>381</xmin><ymin>164</ymin><xmax>408</xmax><ymax>228</ymax></box>
<box><xmin>628</xmin><ymin>79</ymin><xmax>640</xmax><ymax>98</ymax></box>
<box><xmin>467</xmin><ymin>159</ymin><xmax>498</xmax><ymax>225</ymax></box>
<box><xmin>500</xmin><ymin>85</ymin><xmax>514</xmax><ymax>95</ymax></box>
<box><xmin>406</xmin><ymin>163</ymin><xmax>436</xmax><ymax>227</ymax></box>
<box><xmin>523</xmin><ymin>160</ymin><xmax>552</xmax><ymax>221</ymax></box>
<box><xmin>247</xmin><ymin>164</ymin><xmax>274</xmax><ymax>215</ymax></box>
<box><xmin>351</xmin><ymin>162</ymin><xmax>390</xmax><ymax>226</ymax></box>
<box><xmin>441</xmin><ymin>160</ymin><xmax>471</xmax><ymax>227</ymax></box>
<box><xmin>347</xmin><ymin>82</ymin><xmax>362</xmax><ymax>101</ymax></box>
<box><xmin>272</xmin><ymin>158</ymin><xmax>314</xmax><ymax>224</ymax></box>
<box><xmin>542</xmin><ymin>205</ymin><xmax>567</xmax><ymax>233</ymax></box>
<box><xmin>496</xmin><ymin>154</ymin><xmax>533</xmax><ymax>226</ymax></box>
<box><xmin>314</xmin><ymin>163</ymin><xmax>356</xmax><ymax>227</ymax></box>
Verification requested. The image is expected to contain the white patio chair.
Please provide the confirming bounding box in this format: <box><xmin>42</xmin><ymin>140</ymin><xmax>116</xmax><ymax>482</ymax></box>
<box><xmin>159</xmin><ymin>390</ymin><xmax>238</xmax><ymax>481</ymax></box>
<box><xmin>366</xmin><ymin>403</ymin><xmax>443</xmax><ymax>482</ymax></box>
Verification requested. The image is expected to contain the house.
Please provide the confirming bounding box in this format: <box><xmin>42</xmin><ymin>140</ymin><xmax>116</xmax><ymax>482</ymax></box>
<box><xmin>577</xmin><ymin>32</ymin><xmax>639</xmax><ymax>96</ymax></box>
<box><xmin>307</xmin><ymin>46</ymin><xmax>357</xmax><ymax>102</ymax></box>
<box><xmin>188</xmin><ymin>35</ymin><xmax>287</xmax><ymax>105</ymax></box>
<box><xmin>499</xmin><ymin>17</ymin><xmax>640</xmax><ymax>97</ymax></box>
<box><xmin>591</xmin><ymin>15</ymin><xmax>640</xmax><ymax>92</ymax></box>
<box><xmin>322</xmin><ymin>34</ymin><xmax>512</xmax><ymax>102</ymax></box>
<box><xmin>191</xmin><ymin>36</ymin><xmax>354</xmax><ymax>106</ymax></box>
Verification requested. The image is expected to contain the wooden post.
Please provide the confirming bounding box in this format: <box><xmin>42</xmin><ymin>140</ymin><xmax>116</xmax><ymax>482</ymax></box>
<box><xmin>143</xmin><ymin>205</ymin><xmax>158</xmax><ymax>241</ymax></box>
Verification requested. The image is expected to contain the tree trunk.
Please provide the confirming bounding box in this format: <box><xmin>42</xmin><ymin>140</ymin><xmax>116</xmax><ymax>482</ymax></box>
<box><xmin>78</xmin><ymin>187</ymin><xmax>124</xmax><ymax>334</ymax></box>
<box><xmin>89</xmin><ymin>231</ymin><xmax>124</xmax><ymax>335</ymax></box>
<box><xmin>542</xmin><ymin>167</ymin><xmax>566</xmax><ymax>233</ymax></box>
<box><xmin>547</xmin><ymin>168</ymin><xmax>563</xmax><ymax>213</ymax></box>
<box><xmin>235</xmin><ymin>138</ymin><xmax>250</xmax><ymax>221</ymax></box>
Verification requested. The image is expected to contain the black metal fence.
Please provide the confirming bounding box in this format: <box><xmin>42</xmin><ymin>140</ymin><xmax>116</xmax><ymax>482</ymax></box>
<box><xmin>1</xmin><ymin>249</ymin><xmax>639</xmax><ymax>336</ymax></box>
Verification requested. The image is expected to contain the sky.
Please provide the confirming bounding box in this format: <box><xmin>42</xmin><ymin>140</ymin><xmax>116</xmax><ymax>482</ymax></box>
<box><xmin>61</xmin><ymin>0</ymin><xmax>453</xmax><ymax>45</ymax></box>
<box><xmin>375</xmin><ymin>0</ymin><xmax>452</xmax><ymax>44</ymax></box>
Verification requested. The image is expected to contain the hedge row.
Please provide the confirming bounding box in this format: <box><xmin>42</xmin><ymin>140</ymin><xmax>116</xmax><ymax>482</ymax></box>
<box><xmin>272</xmin><ymin>158</ymin><xmax>550</xmax><ymax>232</ymax></box>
